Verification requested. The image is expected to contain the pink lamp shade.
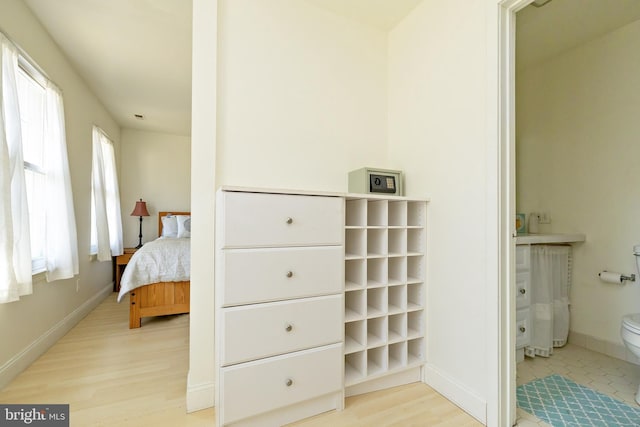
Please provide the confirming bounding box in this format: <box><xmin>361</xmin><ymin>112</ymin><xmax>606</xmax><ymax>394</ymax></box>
<box><xmin>131</xmin><ymin>199</ymin><xmax>150</xmax><ymax>217</ymax></box>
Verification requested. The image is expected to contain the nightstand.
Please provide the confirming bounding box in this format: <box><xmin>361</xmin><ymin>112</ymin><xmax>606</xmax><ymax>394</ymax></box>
<box><xmin>114</xmin><ymin>248</ymin><xmax>138</xmax><ymax>292</ymax></box>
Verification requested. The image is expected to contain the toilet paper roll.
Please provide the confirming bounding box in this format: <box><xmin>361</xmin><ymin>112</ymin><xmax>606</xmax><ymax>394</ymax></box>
<box><xmin>599</xmin><ymin>271</ymin><xmax>624</xmax><ymax>284</ymax></box>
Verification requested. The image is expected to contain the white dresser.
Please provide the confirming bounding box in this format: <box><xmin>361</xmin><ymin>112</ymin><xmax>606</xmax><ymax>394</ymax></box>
<box><xmin>215</xmin><ymin>189</ymin><xmax>345</xmax><ymax>426</ymax></box>
<box><xmin>215</xmin><ymin>187</ymin><xmax>428</xmax><ymax>426</ymax></box>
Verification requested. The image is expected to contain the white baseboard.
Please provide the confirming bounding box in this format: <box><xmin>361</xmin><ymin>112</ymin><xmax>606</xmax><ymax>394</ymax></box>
<box><xmin>187</xmin><ymin>380</ymin><xmax>215</xmax><ymax>413</ymax></box>
<box><xmin>345</xmin><ymin>367</ymin><xmax>422</xmax><ymax>398</ymax></box>
<box><xmin>569</xmin><ymin>330</ymin><xmax>640</xmax><ymax>366</ymax></box>
<box><xmin>0</xmin><ymin>283</ymin><xmax>112</xmax><ymax>389</ymax></box>
<box><xmin>424</xmin><ymin>363</ymin><xmax>486</xmax><ymax>424</ymax></box>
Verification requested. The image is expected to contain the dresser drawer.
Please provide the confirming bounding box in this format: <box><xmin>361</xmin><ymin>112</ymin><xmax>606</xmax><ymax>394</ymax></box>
<box><xmin>221</xmin><ymin>246</ymin><xmax>343</xmax><ymax>306</ymax></box>
<box><xmin>221</xmin><ymin>192</ymin><xmax>343</xmax><ymax>248</ymax></box>
<box><xmin>220</xmin><ymin>344</ymin><xmax>342</xmax><ymax>425</ymax></box>
<box><xmin>516</xmin><ymin>308</ymin><xmax>531</xmax><ymax>349</ymax></box>
<box><xmin>515</xmin><ymin>271</ymin><xmax>531</xmax><ymax>309</ymax></box>
<box><xmin>221</xmin><ymin>295</ymin><xmax>343</xmax><ymax>366</ymax></box>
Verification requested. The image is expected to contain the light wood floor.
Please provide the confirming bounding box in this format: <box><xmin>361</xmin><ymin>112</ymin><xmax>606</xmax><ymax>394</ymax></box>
<box><xmin>0</xmin><ymin>293</ymin><xmax>482</xmax><ymax>426</ymax></box>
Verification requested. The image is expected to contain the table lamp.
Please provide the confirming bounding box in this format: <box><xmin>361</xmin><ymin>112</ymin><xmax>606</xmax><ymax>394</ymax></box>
<box><xmin>131</xmin><ymin>198</ymin><xmax>150</xmax><ymax>248</ymax></box>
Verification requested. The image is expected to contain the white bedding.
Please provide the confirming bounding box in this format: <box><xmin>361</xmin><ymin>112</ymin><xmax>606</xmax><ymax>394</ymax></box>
<box><xmin>117</xmin><ymin>237</ymin><xmax>190</xmax><ymax>302</ymax></box>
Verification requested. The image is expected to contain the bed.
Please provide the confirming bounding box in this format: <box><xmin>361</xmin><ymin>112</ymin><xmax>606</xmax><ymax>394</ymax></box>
<box><xmin>118</xmin><ymin>211</ymin><xmax>191</xmax><ymax>328</ymax></box>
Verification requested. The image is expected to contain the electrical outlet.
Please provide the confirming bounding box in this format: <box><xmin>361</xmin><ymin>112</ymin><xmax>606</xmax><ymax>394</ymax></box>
<box><xmin>538</xmin><ymin>212</ymin><xmax>551</xmax><ymax>224</ymax></box>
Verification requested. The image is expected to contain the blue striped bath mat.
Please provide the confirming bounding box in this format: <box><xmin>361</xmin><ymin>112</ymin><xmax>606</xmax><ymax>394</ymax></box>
<box><xmin>517</xmin><ymin>374</ymin><xmax>640</xmax><ymax>426</ymax></box>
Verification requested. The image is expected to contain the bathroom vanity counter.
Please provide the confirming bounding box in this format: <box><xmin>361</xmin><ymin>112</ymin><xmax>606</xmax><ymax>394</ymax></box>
<box><xmin>516</xmin><ymin>233</ymin><xmax>586</xmax><ymax>245</ymax></box>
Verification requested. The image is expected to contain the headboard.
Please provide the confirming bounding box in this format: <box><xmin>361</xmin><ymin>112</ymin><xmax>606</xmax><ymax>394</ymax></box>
<box><xmin>158</xmin><ymin>211</ymin><xmax>190</xmax><ymax>237</ymax></box>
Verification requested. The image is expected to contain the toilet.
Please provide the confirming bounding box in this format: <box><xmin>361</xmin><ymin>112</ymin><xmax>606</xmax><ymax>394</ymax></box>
<box><xmin>620</xmin><ymin>245</ymin><xmax>640</xmax><ymax>404</ymax></box>
<box><xmin>621</xmin><ymin>315</ymin><xmax>640</xmax><ymax>404</ymax></box>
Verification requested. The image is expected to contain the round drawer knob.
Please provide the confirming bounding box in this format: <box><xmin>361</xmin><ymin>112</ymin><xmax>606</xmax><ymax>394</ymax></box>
<box><xmin>519</xmin><ymin>326</ymin><xmax>526</xmax><ymax>333</ymax></box>
<box><xmin>519</xmin><ymin>288</ymin><xmax>526</xmax><ymax>295</ymax></box>
<box><xmin>286</xmin><ymin>378</ymin><xmax>293</xmax><ymax>387</ymax></box>
<box><xmin>286</xmin><ymin>271</ymin><xmax>293</xmax><ymax>278</ymax></box>
<box><xmin>285</xmin><ymin>324</ymin><xmax>293</xmax><ymax>332</ymax></box>
<box><xmin>286</xmin><ymin>217</ymin><xmax>293</xmax><ymax>224</ymax></box>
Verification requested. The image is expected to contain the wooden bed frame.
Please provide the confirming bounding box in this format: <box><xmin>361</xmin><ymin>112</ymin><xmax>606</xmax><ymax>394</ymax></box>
<box><xmin>128</xmin><ymin>211</ymin><xmax>191</xmax><ymax>328</ymax></box>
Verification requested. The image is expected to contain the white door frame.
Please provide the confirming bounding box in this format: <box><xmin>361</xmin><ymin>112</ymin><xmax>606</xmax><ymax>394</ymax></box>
<box><xmin>490</xmin><ymin>1</ymin><xmax>532</xmax><ymax>426</ymax></box>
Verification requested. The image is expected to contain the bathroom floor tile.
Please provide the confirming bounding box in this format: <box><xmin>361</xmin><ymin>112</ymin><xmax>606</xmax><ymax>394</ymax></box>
<box><xmin>516</xmin><ymin>407</ymin><xmax>552</xmax><ymax>427</ymax></box>
<box><xmin>516</xmin><ymin>343</ymin><xmax>640</xmax><ymax>425</ymax></box>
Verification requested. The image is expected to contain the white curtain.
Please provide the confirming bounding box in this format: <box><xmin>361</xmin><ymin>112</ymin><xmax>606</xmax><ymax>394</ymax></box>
<box><xmin>528</xmin><ymin>245</ymin><xmax>572</xmax><ymax>357</ymax></box>
<box><xmin>91</xmin><ymin>127</ymin><xmax>123</xmax><ymax>261</ymax></box>
<box><xmin>0</xmin><ymin>34</ymin><xmax>32</xmax><ymax>303</ymax></box>
<box><xmin>43</xmin><ymin>84</ymin><xmax>79</xmax><ymax>282</ymax></box>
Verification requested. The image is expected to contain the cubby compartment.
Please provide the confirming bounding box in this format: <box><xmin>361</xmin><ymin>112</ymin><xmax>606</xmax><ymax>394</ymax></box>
<box><xmin>345</xmin><ymin>259</ymin><xmax>365</xmax><ymax>291</ymax></box>
<box><xmin>345</xmin><ymin>228</ymin><xmax>366</xmax><ymax>259</ymax></box>
<box><xmin>407</xmin><ymin>228</ymin><xmax>425</xmax><ymax>255</ymax></box>
<box><xmin>367</xmin><ymin>200</ymin><xmax>388</xmax><ymax>227</ymax></box>
<box><xmin>346</xmin><ymin>199</ymin><xmax>367</xmax><ymax>227</ymax></box>
<box><xmin>387</xmin><ymin>256</ymin><xmax>406</xmax><ymax>286</ymax></box>
<box><xmin>408</xmin><ymin>338</ymin><xmax>425</xmax><ymax>365</ymax></box>
<box><xmin>345</xmin><ymin>320</ymin><xmax>366</xmax><ymax>354</ymax></box>
<box><xmin>367</xmin><ymin>345</ymin><xmax>388</xmax><ymax>376</ymax></box>
<box><xmin>345</xmin><ymin>351</ymin><xmax>366</xmax><ymax>385</ymax></box>
<box><xmin>388</xmin><ymin>228</ymin><xmax>406</xmax><ymax>257</ymax></box>
<box><xmin>345</xmin><ymin>290</ymin><xmax>366</xmax><ymax>322</ymax></box>
<box><xmin>388</xmin><ymin>341</ymin><xmax>407</xmax><ymax>371</ymax></box>
<box><xmin>367</xmin><ymin>316</ymin><xmax>387</xmax><ymax>348</ymax></box>
<box><xmin>388</xmin><ymin>313</ymin><xmax>406</xmax><ymax>343</ymax></box>
<box><xmin>387</xmin><ymin>285</ymin><xmax>406</xmax><ymax>315</ymax></box>
<box><xmin>366</xmin><ymin>287</ymin><xmax>387</xmax><ymax>318</ymax></box>
<box><xmin>407</xmin><ymin>310</ymin><xmax>424</xmax><ymax>339</ymax></box>
<box><xmin>407</xmin><ymin>255</ymin><xmax>424</xmax><ymax>284</ymax></box>
<box><xmin>388</xmin><ymin>201</ymin><xmax>407</xmax><ymax>227</ymax></box>
<box><xmin>407</xmin><ymin>283</ymin><xmax>424</xmax><ymax>311</ymax></box>
<box><xmin>367</xmin><ymin>228</ymin><xmax>387</xmax><ymax>257</ymax></box>
<box><xmin>366</xmin><ymin>258</ymin><xmax>387</xmax><ymax>288</ymax></box>
<box><xmin>407</xmin><ymin>201</ymin><xmax>426</xmax><ymax>227</ymax></box>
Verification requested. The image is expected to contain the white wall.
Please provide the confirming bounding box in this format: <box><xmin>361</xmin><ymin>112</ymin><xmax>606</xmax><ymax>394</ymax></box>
<box><xmin>517</xmin><ymin>19</ymin><xmax>640</xmax><ymax>347</ymax></box>
<box><xmin>120</xmin><ymin>129</ymin><xmax>191</xmax><ymax>246</ymax></box>
<box><xmin>0</xmin><ymin>0</ymin><xmax>120</xmax><ymax>387</ymax></box>
<box><xmin>388</xmin><ymin>0</ymin><xmax>490</xmax><ymax>421</ymax></box>
<box><xmin>216</xmin><ymin>0</ymin><xmax>388</xmax><ymax>190</ymax></box>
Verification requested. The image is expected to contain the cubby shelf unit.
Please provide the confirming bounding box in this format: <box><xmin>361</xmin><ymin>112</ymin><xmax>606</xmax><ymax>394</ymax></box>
<box><xmin>344</xmin><ymin>196</ymin><xmax>427</xmax><ymax>388</ymax></box>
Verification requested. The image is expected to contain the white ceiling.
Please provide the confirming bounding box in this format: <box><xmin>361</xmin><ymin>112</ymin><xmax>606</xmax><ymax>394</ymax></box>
<box><xmin>21</xmin><ymin>0</ymin><xmax>640</xmax><ymax>137</ymax></box>
<box><xmin>24</xmin><ymin>0</ymin><xmax>192</xmax><ymax>136</ymax></box>
<box><xmin>517</xmin><ymin>0</ymin><xmax>640</xmax><ymax>70</ymax></box>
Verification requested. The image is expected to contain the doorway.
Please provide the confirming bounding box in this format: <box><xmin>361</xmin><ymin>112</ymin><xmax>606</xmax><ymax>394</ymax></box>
<box><xmin>500</xmin><ymin>0</ymin><xmax>640</xmax><ymax>425</ymax></box>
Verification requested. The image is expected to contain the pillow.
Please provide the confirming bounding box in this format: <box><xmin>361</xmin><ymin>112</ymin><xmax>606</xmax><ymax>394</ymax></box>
<box><xmin>161</xmin><ymin>214</ymin><xmax>178</xmax><ymax>238</ymax></box>
<box><xmin>177</xmin><ymin>215</ymin><xmax>191</xmax><ymax>238</ymax></box>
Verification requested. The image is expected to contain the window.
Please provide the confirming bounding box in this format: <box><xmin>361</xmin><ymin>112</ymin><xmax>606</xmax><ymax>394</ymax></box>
<box><xmin>1</xmin><ymin>32</ymin><xmax>78</xmax><ymax>303</ymax></box>
<box><xmin>16</xmin><ymin>63</ymin><xmax>46</xmax><ymax>273</ymax></box>
<box><xmin>90</xmin><ymin>126</ymin><xmax>123</xmax><ymax>261</ymax></box>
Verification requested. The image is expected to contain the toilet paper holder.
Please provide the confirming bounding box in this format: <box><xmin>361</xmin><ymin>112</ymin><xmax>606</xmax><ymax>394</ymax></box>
<box><xmin>598</xmin><ymin>271</ymin><xmax>636</xmax><ymax>283</ymax></box>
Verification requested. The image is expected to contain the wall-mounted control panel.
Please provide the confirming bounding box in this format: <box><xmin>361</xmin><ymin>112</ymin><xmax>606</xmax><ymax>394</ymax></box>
<box><xmin>348</xmin><ymin>167</ymin><xmax>404</xmax><ymax>196</ymax></box>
